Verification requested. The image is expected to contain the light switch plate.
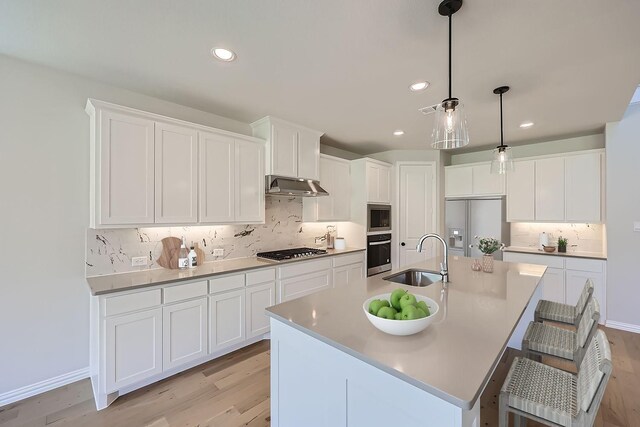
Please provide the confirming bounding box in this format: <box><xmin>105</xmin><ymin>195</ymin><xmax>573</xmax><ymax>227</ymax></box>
<box><xmin>131</xmin><ymin>256</ymin><xmax>147</xmax><ymax>267</ymax></box>
<box><xmin>634</xmin><ymin>222</ymin><xmax>640</xmax><ymax>232</ymax></box>
<box><xmin>213</xmin><ymin>249</ymin><xmax>224</xmax><ymax>257</ymax></box>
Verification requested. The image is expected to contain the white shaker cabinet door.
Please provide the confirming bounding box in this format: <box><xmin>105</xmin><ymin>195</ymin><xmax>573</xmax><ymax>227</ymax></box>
<box><xmin>565</xmin><ymin>152</ymin><xmax>601</xmax><ymax>223</ymax></box>
<box><xmin>105</xmin><ymin>308</ymin><xmax>162</xmax><ymax>392</ymax></box>
<box><xmin>541</xmin><ymin>267</ymin><xmax>565</xmax><ymax>304</ymax></box>
<box><xmin>235</xmin><ymin>140</ymin><xmax>265</xmax><ymax>223</ymax></box>
<box><xmin>270</xmin><ymin>122</ymin><xmax>298</xmax><ymax>177</ymax></box>
<box><xmin>99</xmin><ymin>109</ymin><xmax>155</xmax><ymax>225</ymax></box>
<box><xmin>154</xmin><ymin>122</ymin><xmax>198</xmax><ymax>224</ymax></box>
<box><xmin>333</xmin><ymin>263</ymin><xmax>365</xmax><ymax>288</ymax></box>
<box><xmin>444</xmin><ymin>166</ymin><xmax>473</xmax><ymax>197</ymax></box>
<box><xmin>297</xmin><ymin>128</ymin><xmax>320</xmax><ymax>180</ymax></box>
<box><xmin>199</xmin><ymin>131</ymin><xmax>235</xmax><ymax>223</ymax></box>
<box><xmin>472</xmin><ymin>163</ymin><xmax>505</xmax><ymax>195</ymax></box>
<box><xmin>535</xmin><ymin>157</ymin><xmax>565</xmax><ymax>221</ymax></box>
<box><xmin>377</xmin><ymin>165</ymin><xmax>391</xmax><ymax>204</ymax></box>
<box><xmin>506</xmin><ymin>160</ymin><xmax>535</xmax><ymax>222</ymax></box>
<box><xmin>565</xmin><ymin>269</ymin><xmax>605</xmax><ymax>323</ymax></box>
<box><xmin>331</xmin><ymin>159</ymin><xmax>351</xmax><ymax>220</ymax></box>
<box><xmin>162</xmin><ymin>298</ymin><xmax>208</xmax><ymax>371</ymax></box>
<box><xmin>280</xmin><ymin>269</ymin><xmax>332</xmax><ymax>302</ymax></box>
<box><xmin>209</xmin><ymin>289</ymin><xmax>246</xmax><ymax>353</ymax></box>
<box><xmin>246</xmin><ymin>282</ymin><xmax>276</xmax><ymax>339</ymax></box>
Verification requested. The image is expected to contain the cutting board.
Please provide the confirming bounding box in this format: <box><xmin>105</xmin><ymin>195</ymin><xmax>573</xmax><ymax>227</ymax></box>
<box><xmin>157</xmin><ymin>237</ymin><xmax>206</xmax><ymax>269</ymax></box>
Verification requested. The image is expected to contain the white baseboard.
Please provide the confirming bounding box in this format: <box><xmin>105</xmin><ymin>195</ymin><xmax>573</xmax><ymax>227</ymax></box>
<box><xmin>0</xmin><ymin>367</ymin><xmax>90</xmax><ymax>407</ymax></box>
<box><xmin>605</xmin><ymin>320</ymin><xmax>640</xmax><ymax>334</ymax></box>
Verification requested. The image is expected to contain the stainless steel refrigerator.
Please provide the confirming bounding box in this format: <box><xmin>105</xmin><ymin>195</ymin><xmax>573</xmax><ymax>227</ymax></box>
<box><xmin>445</xmin><ymin>197</ymin><xmax>510</xmax><ymax>260</ymax></box>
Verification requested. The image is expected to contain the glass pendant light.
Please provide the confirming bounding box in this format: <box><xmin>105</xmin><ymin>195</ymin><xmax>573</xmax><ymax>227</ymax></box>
<box><xmin>490</xmin><ymin>86</ymin><xmax>515</xmax><ymax>174</ymax></box>
<box><xmin>432</xmin><ymin>0</ymin><xmax>469</xmax><ymax>150</ymax></box>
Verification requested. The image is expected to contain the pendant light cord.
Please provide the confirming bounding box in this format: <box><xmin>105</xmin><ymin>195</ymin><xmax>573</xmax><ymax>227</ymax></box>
<box><xmin>499</xmin><ymin>92</ymin><xmax>504</xmax><ymax>148</ymax></box>
<box><xmin>448</xmin><ymin>13</ymin><xmax>452</xmax><ymax>99</ymax></box>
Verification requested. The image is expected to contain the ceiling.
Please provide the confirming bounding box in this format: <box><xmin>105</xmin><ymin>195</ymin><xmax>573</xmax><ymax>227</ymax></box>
<box><xmin>2</xmin><ymin>1</ymin><xmax>639</xmax><ymax>154</ymax></box>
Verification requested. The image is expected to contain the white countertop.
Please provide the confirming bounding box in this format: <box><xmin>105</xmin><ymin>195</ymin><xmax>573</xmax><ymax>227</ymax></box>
<box><xmin>266</xmin><ymin>255</ymin><xmax>546</xmax><ymax>409</ymax></box>
<box><xmin>86</xmin><ymin>247</ymin><xmax>365</xmax><ymax>295</ymax></box>
<box><xmin>503</xmin><ymin>246</ymin><xmax>607</xmax><ymax>260</ymax></box>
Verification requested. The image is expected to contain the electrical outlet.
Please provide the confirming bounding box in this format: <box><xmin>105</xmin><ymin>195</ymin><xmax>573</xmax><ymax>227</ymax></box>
<box><xmin>634</xmin><ymin>222</ymin><xmax>640</xmax><ymax>232</ymax></box>
<box><xmin>213</xmin><ymin>249</ymin><xmax>224</xmax><ymax>257</ymax></box>
<box><xmin>131</xmin><ymin>256</ymin><xmax>147</xmax><ymax>267</ymax></box>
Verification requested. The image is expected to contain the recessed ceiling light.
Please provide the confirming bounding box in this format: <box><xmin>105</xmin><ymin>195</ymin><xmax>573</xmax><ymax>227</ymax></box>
<box><xmin>519</xmin><ymin>121</ymin><xmax>534</xmax><ymax>128</ymax></box>
<box><xmin>211</xmin><ymin>47</ymin><xmax>236</xmax><ymax>62</ymax></box>
<box><xmin>409</xmin><ymin>81</ymin><xmax>430</xmax><ymax>92</ymax></box>
<box><xmin>393</xmin><ymin>130</ymin><xmax>405</xmax><ymax>136</ymax></box>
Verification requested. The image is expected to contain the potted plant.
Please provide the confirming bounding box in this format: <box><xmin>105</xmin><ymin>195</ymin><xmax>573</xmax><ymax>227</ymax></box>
<box><xmin>476</xmin><ymin>237</ymin><xmax>503</xmax><ymax>273</ymax></box>
<box><xmin>558</xmin><ymin>236</ymin><xmax>568</xmax><ymax>253</ymax></box>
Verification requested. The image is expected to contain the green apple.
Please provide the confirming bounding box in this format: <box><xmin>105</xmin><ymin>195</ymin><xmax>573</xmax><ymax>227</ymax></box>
<box><xmin>415</xmin><ymin>308</ymin><xmax>427</xmax><ymax>319</ymax></box>
<box><xmin>368</xmin><ymin>299</ymin><xmax>389</xmax><ymax>315</ymax></box>
<box><xmin>399</xmin><ymin>293</ymin><xmax>418</xmax><ymax>310</ymax></box>
<box><xmin>416</xmin><ymin>301</ymin><xmax>431</xmax><ymax>316</ymax></box>
<box><xmin>377</xmin><ymin>306</ymin><xmax>397</xmax><ymax>319</ymax></box>
<box><xmin>401</xmin><ymin>305</ymin><xmax>419</xmax><ymax>320</ymax></box>
<box><xmin>390</xmin><ymin>289</ymin><xmax>407</xmax><ymax>310</ymax></box>
<box><xmin>394</xmin><ymin>312</ymin><xmax>403</xmax><ymax>320</ymax></box>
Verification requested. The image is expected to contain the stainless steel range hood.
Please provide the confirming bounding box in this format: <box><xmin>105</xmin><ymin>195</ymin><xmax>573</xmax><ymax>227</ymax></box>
<box><xmin>265</xmin><ymin>175</ymin><xmax>329</xmax><ymax>197</ymax></box>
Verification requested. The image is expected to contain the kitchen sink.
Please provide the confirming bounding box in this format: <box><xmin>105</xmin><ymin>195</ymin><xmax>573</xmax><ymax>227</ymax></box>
<box><xmin>382</xmin><ymin>269</ymin><xmax>443</xmax><ymax>287</ymax></box>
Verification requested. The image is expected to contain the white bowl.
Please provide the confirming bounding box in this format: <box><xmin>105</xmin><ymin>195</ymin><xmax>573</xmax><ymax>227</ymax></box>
<box><xmin>363</xmin><ymin>293</ymin><xmax>440</xmax><ymax>336</ymax></box>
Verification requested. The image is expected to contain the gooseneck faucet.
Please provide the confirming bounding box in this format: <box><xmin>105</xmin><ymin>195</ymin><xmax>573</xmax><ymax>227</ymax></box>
<box><xmin>416</xmin><ymin>233</ymin><xmax>449</xmax><ymax>283</ymax></box>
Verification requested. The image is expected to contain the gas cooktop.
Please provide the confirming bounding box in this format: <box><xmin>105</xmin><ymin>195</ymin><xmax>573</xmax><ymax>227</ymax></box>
<box><xmin>256</xmin><ymin>247</ymin><xmax>328</xmax><ymax>261</ymax></box>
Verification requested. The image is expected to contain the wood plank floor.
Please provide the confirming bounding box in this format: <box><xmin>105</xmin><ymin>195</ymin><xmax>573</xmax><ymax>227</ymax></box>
<box><xmin>1</xmin><ymin>326</ymin><xmax>638</xmax><ymax>427</ymax></box>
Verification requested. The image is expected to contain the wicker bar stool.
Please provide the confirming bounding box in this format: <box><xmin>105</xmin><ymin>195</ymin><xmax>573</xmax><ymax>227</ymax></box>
<box><xmin>499</xmin><ymin>329</ymin><xmax>611</xmax><ymax>427</ymax></box>
<box><xmin>523</xmin><ymin>298</ymin><xmax>600</xmax><ymax>367</ymax></box>
<box><xmin>535</xmin><ymin>279</ymin><xmax>593</xmax><ymax>328</ymax></box>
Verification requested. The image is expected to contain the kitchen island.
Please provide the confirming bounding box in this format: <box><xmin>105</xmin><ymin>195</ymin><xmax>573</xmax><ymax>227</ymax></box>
<box><xmin>266</xmin><ymin>255</ymin><xmax>546</xmax><ymax>427</ymax></box>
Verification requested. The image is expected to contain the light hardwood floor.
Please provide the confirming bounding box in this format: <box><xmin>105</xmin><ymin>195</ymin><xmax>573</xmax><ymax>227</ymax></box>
<box><xmin>1</xmin><ymin>326</ymin><xmax>638</xmax><ymax>427</ymax></box>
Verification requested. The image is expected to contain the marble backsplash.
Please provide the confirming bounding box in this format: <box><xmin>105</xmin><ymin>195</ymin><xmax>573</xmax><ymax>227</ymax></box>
<box><xmin>86</xmin><ymin>197</ymin><xmax>347</xmax><ymax>276</ymax></box>
<box><xmin>510</xmin><ymin>222</ymin><xmax>605</xmax><ymax>253</ymax></box>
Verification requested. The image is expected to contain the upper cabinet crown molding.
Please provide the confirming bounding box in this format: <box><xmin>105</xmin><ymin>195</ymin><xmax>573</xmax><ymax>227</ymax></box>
<box><xmin>250</xmin><ymin>116</ymin><xmax>324</xmax><ymax>181</ymax></box>
<box><xmin>86</xmin><ymin>99</ymin><xmax>265</xmax><ymax>229</ymax></box>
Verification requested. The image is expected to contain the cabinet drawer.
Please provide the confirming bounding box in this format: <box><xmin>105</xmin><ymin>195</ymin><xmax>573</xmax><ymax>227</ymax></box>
<box><xmin>503</xmin><ymin>252</ymin><xmax>565</xmax><ymax>269</ymax></box>
<box><xmin>332</xmin><ymin>252</ymin><xmax>365</xmax><ymax>268</ymax></box>
<box><xmin>209</xmin><ymin>274</ymin><xmax>245</xmax><ymax>294</ymax></box>
<box><xmin>565</xmin><ymin>258</ymin><xmax>604</xmax><ymax>273</ymax></box>
<box><xmin>104</xmin><ymin>289</ymin><xmax>162</xmax><ymax>317</ymax></box>
<box><xmin>279</xmin><ymin>258</ymin><xmax>332</xmax><ymax>279</ymax></box>
<box><xmin>246</xmin><ymin>268</ymin><xmax>276</xmax><ymax>286</ymax></box>
<box><xmin>163</xmin><ymin>281</ymin><xmax>207</xmax><ymax>304</ymax></box>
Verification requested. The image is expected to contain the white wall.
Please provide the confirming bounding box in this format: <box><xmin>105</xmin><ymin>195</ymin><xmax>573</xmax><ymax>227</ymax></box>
<box><xmin>449</xmin><ymin>133</ymin><xmax>604</xmax><ymax>165</ymax></box>
<box><xmin>0</xmin><ymin>54</ymin><xmax>252</xmax><ymax>396</ymax></box>
<box><xmin>605</xmin><ymin>103</ymin><xmax>640</xmax><ymax>328</ymax></box>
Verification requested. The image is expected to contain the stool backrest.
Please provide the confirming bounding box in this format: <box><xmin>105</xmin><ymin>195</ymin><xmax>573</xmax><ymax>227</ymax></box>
<box><xmin>575</xmin><ymin>279</ymin><xmax>594</xmax><ymax>316</ymax></box>
<box><xmin>577</xmin><ymin>329</ymin><xmax>611</xmax><ymax>413</ymax></box>
<box><xmin>576</xmin><ymin>298</ymin><xmax>600</xmax><ymax>348</ymax></box>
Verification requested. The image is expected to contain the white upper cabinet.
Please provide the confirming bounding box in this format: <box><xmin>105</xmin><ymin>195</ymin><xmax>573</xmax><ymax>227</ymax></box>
<box><xmin>89</xmin><ymin>105</ymin><xmax>155</xmax><ymax>227</ymax></box>
<box><xmin>251</xmin><ymin>116</ymin><xmax>323</xmax><ymax>181</ymax></box>
<box><xmin>535</xmin><ymin>157</ymin><xmax>565</xmax><ymax>221</ymax></box>
<box><xmin>303</xmin><ymin>154</ymin><xmax>351</xmax><ymax>221</ymax></box>
<box><xmin>506</xmin><ymin>160</ymin><xmax>536</xmax><ymax>222</ymax></box>
<box><xmin>565</xmin><ymin>152</ymin><xmax>601</xmax><ymax>222</ymax></box>
<box><xmin>444</xmin><ymin>162</ymin><xmax>505</xmax><ymax>198</ymax></box>
<box><xmin>154</xmin><ymin>122</ymin><xmax>198</xmax><ymax>224</ymax></box>
<box><xmin>199</xmin><ymin>131</ymin><xmax>235</xmax><ymax>223</ymax></box>
<box><xmin>366</xmin><ymin>161</ymin><xmax>392</xmax><ymax>204</ymax></box>
<box><xmin>235</xmin><ymin>140</ymin><xmax>265</xmax><ymax>223</ymax></box>
<box><xmin>87</xmin><ymin>99</ymin><xmax>265</xmax><ymax>228</ymax></box>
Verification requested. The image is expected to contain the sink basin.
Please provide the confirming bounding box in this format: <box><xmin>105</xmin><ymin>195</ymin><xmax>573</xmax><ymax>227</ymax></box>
<box><xmin>382</xmin><ymin>269</ymin><xmax>442</xmax><ymax>287</ymax></box>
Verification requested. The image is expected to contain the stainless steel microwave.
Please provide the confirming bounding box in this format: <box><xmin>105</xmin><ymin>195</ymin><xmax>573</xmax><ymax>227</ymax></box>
<box><xmin>367</xmin><ymin>204</ymin><xmax>391</xmax><ymax>233</ymax></box>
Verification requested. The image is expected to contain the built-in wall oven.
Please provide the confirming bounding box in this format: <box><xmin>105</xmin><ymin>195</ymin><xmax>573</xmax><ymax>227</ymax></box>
<box><xmin>367</xmin><ymin>233</ymin><xmax>392</xmax><ymax>276</ymax></box>
<box><xmin>367</xmin><ymin>204</ymin><xmax>391</xmax><ymax>233</ymax></box>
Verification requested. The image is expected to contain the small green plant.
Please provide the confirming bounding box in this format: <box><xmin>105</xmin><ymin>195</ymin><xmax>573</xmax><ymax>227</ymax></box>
<box><xmin>476</xmin><ymin>236</ymin><xmax>503</xmax><ymax>255</ymax></box>
<box><xmin>557</xmin><ymin>236</ymin><xmax>568</xmax><ymax>248</ymax></box>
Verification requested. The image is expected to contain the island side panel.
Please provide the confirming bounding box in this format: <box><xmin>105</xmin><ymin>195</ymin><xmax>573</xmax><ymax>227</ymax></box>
<box><xmin>270</xmin><ymin>319</ymin><xmax>475</xmax><ymax>427</ymax></box>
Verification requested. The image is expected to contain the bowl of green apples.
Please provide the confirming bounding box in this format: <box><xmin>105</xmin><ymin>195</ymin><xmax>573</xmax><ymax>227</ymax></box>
<box><xmin>363</xmin><ymin>288</ymin><xmax>439</xmax><ymax>336</ymax></box>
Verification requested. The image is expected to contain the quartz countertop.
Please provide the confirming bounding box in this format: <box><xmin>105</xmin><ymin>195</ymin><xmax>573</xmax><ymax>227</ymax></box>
<box><xmin>266</xmin><ymin>255</ymin><xmax>546</xmax><ymax>410</ymax></box>
<box><xmin>86</xmin><ymin>247</ymin><xmax>365</xmax><ymax>296</ymax></box>
<box><xmin>503</xmin><ymin>246</ymin><xmax>607</xmax><ymax>260</ymax></box>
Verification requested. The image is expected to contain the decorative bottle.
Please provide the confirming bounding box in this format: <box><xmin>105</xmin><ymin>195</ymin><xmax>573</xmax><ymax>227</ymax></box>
<box><xmin>178</xmin><ymin>237</ymin><xmax>189</xmax><ymax>269</ymax></box>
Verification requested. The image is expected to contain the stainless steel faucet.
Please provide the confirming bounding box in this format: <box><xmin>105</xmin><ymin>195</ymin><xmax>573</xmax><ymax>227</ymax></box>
<box><xmin>416</xmin><ymin>233</ymin><xmax>449</xmax><ymax>283</ymax></box>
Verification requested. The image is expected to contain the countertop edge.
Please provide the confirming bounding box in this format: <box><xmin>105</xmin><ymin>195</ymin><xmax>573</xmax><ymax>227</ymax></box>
<box><xmin>87</xmin><ymin>247</ymin><xmax>366</xmax><ymax>296</ymax></box>
<box><xmin>503</xmin><ymin>246</ymin><xmax>607</xmax><ymax>260</ymax></box>
<box><xmin>266</xmin><ymin>311</ymin><xmax>471</xmax><ymax>410</ymax></box>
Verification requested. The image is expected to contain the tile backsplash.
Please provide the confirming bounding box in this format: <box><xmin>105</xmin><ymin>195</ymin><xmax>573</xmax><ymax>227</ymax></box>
<box><xmin>86</xmin><ymin>197</ymin><xmax>349</xmax><ymax>276</ymax></box>
<box><xmin>510</xmin><ymin>222</ymin><xmax>605</xmax><ymax>253</ymax></box>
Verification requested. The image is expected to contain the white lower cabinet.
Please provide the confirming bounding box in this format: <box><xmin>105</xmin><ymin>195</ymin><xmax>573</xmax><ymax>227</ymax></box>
<box><xmin>540</xmin><ymin>267</ymin><xmax>565</xmax><ymax>304</ymax></box>
<box><xmin>162</xmin><ymin>298</ymin><xmax>208</xmax><ymax>371</ymax></box>
<box><xmin>209</xmin><ymin>289</ymin><xmax>246</xmax><ymax>353</ymax></box>
<box><xmin>279</xmin><ymin>270</ymin><xmax>332</xmax><ymax>302</ymax></box>
<box><xmin>105</xmin><ymin>308</ymin><xmax>163</xmax><ymax>392</ymax></box>
<box><xmin>246</xmin><ymin>282</ymin><xmax>276</xmax><ymax>338</ymax></box>
<box><xmin>332</xmin><ymin>252</ymin><xmax>366</xmax><ymax>288</ymax></box>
